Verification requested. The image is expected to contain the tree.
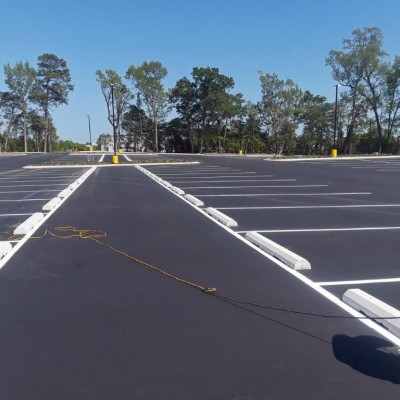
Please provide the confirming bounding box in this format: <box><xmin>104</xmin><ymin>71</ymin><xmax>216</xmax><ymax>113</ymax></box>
<box><xmin>300</xmin><ymin>91</ymin><xmax>332</xmax><ymax>155</ymax></box>
<box><xmin>383</xmin><ymin>55</ymin><xmax>400</xmax><ymax>138</ymax></box>
<box><xmin>126</xmin><ymin>61</ymin><xmax>168</xmax><ymax>152</ymax></box>
<box><xmin>170</xmin><ymin>67</ymin><xmax>235</xmax><ymax>152</ymax></box>
<box><xmin>326</xmin><ymin>27</ymin><xmax>388</xmax><ymax>152</ymax></box>
<box><xmin>0</xmin><ymin>91</ymin><xmax>19</xmax><ymax>152</ymax></box>
<box><xmin>3</xmin><ymin>61</ymin><xmax>37</xmax><ymax>152</ymax></box>
<box><xmin>96</xmin><ymin>69</ymin><xmax>131</xmax><ymax>150</ymax></box>
<box><xmin>122</xmin><ymin>101</ymin><xmax>152</xmax><ymax>151</ymax></box>
<box><xmin>34</xmin><ymin>53</ymin><xmax>73</xmax><ymax>152</ymax></box>
<box><xmin>258</xmin><ymin>72</ymin><xmax>303</xmax><ymax>154</ymax></box>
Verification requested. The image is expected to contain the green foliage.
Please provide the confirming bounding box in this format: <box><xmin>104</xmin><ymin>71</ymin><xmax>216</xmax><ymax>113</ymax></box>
<box><xmin>126</xmin><ymin>61</ymin><xmax>168</xmax><ymax>152</ymax></box>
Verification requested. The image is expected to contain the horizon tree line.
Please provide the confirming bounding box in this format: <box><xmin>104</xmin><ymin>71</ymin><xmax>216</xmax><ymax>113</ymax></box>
<box><xmin>2</xmin><ymin>27</ymin><xmax>400</xmax><ymax>155</ymax></box>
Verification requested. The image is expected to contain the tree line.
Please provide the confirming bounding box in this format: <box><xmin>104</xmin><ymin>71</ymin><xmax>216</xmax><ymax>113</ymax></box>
<box><xmin>0</xmin><ymin>53</ymin><xmax>74</xmax><ymax>152</ymax></box>
<box><xmin>2</xmin><ymin>27</ymin><xmax>400</xmax><ymax>155</ymax></box>
<box><xmin>96</xmin><ymin>27</ymin><xmax>400</xmax><ymax>155</ymax></box>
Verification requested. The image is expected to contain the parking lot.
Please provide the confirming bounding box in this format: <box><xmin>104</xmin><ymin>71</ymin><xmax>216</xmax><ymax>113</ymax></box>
<box><xmin>2</xmin><ymin>153</ymin><xmax>400</xmax><ymax>399</ymax></box>
<box><xmin>145</xmin><ymin>156</ymin><xmax>400</xmax><ymax>313</ymax></box>
<box><xmin>0</xmin><ymin>166</ymin><xmax>91</xmax><ymax>238</ymax></box>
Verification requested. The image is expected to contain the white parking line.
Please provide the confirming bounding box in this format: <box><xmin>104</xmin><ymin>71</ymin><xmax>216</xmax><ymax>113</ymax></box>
<box><xmin>317</xmin><ymin>277</ymin><xmax>400</xmax><ymax>286</ymax></box>
<box><xmin>171</xmin><ymin>177</ymin><xmax>276</xmax><ymax>183</ymax></box>
<box><xmin>182</xmin><ymin>184</ymin><xmax>328</xmax><ymax>189</ymax></box>
<box><xmin>236</xmin><ymin>226</ymin><xmax>400</xmax><ymax>234</ymax></box>
<box><xmin>0</xmin><ymin>199</ymin><xmax>52</xmax><ymax>202</ymax></box>
<box><xmin>99</xmin><ymin>154</ymin><xmax>105</xmax><ymax>162</ymax></box>
<box><xmin>195</xmin><ymin>192</ymin><xmax>372</xmax><ymax>197</ymax></box>
<box><xmin>217</xmin><ymin>204</ymin><xmax>400</xmax><ymax>210</ymax></box>
<box><xmin>0</xmin><ymin>180</ymin><xmax>73</xmax><ymax>184</ymax></box>
<box><xmin>123</xmin><ymin>155</ymin><xmax>132</xmax><ymax>161</ymax></box>
<box><xmin>157</xmin><ymin>172</ymin><xmax>257</xmax><ymax>176</ymax></box>
<box><xmin>166</xmin><ymin>175</ymin><xmax>274</xmax><ymax>179</ymax></box>
<box><xmin>0</xmin><ymin>184</ymin><xmax>65</xmax><ymax>188</ymax></box>
<box><xmin>0</xmin><ymin>213</ymin><xmax>33</xmax><ymax>217</ymax></box>
<box><xmin>0</xmin><ymin>175</ymin><xmax>79</xmax><ymax>179</ymax></box>
<box><xmin>0</xmin><ymin>190</ymin><xmax>60</xmax><ymax>194</ymax></box>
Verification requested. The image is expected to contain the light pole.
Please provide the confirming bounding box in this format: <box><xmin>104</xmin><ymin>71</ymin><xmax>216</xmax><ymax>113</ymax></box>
<box><xmin>86</xmin><ymin>114</ymin><xmax>92</xmax><ymax>151</ymax></box>
<box><xmin>110</xmin><ymin>84</ymin><xmax>118</xmax><ymax>163</ymax></box>
<box><xmin>333</xmin><ymin>84</ymin><xmax>340</xmax><ymax>151</ymax></box>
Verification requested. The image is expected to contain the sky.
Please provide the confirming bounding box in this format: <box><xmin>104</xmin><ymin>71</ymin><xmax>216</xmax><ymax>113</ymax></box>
<box><xmin>0</xmin><ymin>0</ymin><xmax>399</xmax><ymax>144</ymax></box>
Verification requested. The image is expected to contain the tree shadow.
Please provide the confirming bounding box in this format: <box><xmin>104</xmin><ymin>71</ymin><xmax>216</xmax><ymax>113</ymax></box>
<box><xmin>332</xmin><ymin>334</ymin><xmax>400</xmax><ymax>384</ymax></box>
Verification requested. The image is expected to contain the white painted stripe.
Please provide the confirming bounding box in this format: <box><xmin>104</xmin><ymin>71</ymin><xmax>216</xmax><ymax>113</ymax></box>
<box><xmin>0</xmin><ymin>190</ymin><xmax>60</xmax><ymax>194</ymax></box>
<box><xmin>0</xmin><ymin>176</ymin><xmax>80</xmax><ymax>180</ymax></box>
<box><xmin>217</xmin><ymin>204</ymin><xmax>400</xmax><ymax>210</ymax></box>
<box><xmin>195</xmin><ymin>192</ymin><xmax>372</xmax><ymax>198</ymax></box>
<box><xmin>181</xmin><ymin>184</ymin><xmax>328</xmax><ymax>189</ymax></box>
<box><xmin>377</xmin><ymin>169</ymin><xmax>400</xmax><ymax>171</ymax></box>
<box><xmin>0</xmin><ymin>213</ymin><xmax>33</xmax><ymax>217</ymax></box>
<box><xmin>99</xmin><ymin>154</ymin><xmax>105</xmax><ymax>162</ymax></box>
<box><xmin>169</xmin><ymin>175</ymin><xmax>274</xmax><ymax>180</ymax></box>
<box><xmin>0</xmin><ymin>199</ymin><xmax>52</xmax><ymax>202</ymax></box>
<box><xmin>172</xmin><ymin>178</ymin><xmax>278</xmax><ymax>183</ymax></box>
<box><xmin>157</xmin><ymin>172</ymin><xmax>257</xmax><ymax>176</ymax></box>
<box><xmin>123</xmin><ymin>155</ymin><xmax>132</xmax><ymax>161</ymax></box>
<box><xmin>318</xmin><ymin>277</ymin><xmax>400</xmax><ymax>286</ymax></box>
<box><xmin>0</xmin><ymin>180</ymin><xmax>77</xmax><ymax>184</ymax></box>
<box><xmin>137</xmin><ymin>165</ymin><xmax>400</xmax><ymax>346</ymax></box>
<box><xmin>352</xmin><ymin>165</ymin><xmax>400</xmax><ymax>169</ymax></box>
<box><xmin>0</xmin><ymin>184</ymin><xmax>65</xmax><ymax>188</ymax></box>
<box><xmin>236</xmin><ymin>226</ymin><xmax>400</xmax><ymax>234</ymax></box>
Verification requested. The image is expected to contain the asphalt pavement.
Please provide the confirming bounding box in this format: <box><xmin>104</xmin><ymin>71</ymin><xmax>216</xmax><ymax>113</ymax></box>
<box><xmin>1</xmin><ymin>154</ymin><xmax>400</xmax><ymax>399</ymax></box>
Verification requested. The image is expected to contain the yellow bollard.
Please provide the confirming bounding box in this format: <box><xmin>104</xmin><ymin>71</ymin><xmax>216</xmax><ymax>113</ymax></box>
<box><xmin>331</xmin><ymin>149</ymin><xmax>337</xmax><ymax>157</ymax></box>
<box><xmin>118</xmin><ymin>148</ymin><xmax>122</xmax><ymax>154</ymax></box>
<box><xmin>112</xmin><ymin>155</ymin><xmax>119</xmax><ymax>164</ymax></box>
<box><xmin>89</xmin><ymin>146</ymin><xmax>93</xmax><ymax>152</ymax></box>
<box><xmin>239</xmin><ymin>149</ymin><xmax>243</xmax><ymax>155</ymax></box>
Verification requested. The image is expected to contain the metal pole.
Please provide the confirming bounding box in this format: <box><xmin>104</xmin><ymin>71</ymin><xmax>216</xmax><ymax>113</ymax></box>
<box><xmin>86</xmin><ymin>115</ymin><xmax>92</xmax><ymax>150</ymax></box>
<box><xmin>334</xmin><ymin>84</ymin><xmax>339</xmax><ymax>148</ymax></box>
<box><xmin>110</xmin><ymin>84</ymin><xmax>117</xmax><ymax>156</ymax></box>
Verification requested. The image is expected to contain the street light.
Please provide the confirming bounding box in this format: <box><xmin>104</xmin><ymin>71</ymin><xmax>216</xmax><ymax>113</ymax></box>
<box><xmin>86</xmin><ymin>114</ymin><xmax>92</xmax><ymax>151</ymax></box>
<box><xmin>110</xmin><ymin>83</ymin><xmax>118</xmax><ymax>163</ymax></box>
<box><xmin>333</xmin><ymin>84</ymin><xmax>341</xmax><ymax>150</ymax></box>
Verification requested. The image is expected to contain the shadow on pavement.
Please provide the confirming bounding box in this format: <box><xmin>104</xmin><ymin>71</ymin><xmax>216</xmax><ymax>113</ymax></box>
<box><xmin>332</xmin><ymin>334</ymin><xmax>400</xmax><ymax>384</ymax></box>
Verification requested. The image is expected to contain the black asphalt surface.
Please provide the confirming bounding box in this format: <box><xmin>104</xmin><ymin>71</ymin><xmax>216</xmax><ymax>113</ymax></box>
<box><xmin>1</xmin><ymin>155</ymin><xmax>400</xmax><ymax>398</ymax></box>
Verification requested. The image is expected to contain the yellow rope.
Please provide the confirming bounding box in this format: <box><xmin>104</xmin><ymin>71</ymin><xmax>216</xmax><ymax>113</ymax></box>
<box><xmin>8</xmin><ymin>226</ymin><xmax>217</xmax><ymax>294</ymax></box>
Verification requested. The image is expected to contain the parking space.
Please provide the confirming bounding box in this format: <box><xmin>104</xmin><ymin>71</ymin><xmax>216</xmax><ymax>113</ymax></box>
<box><xmin>0</xmin><ymin>167</ymin><xmax>90</xmax><ymax>234</ymax></box>
<box><xmin>144</xmin><ymin>156</ymin><xmax>400</xmax><ymax>323</ymax></box>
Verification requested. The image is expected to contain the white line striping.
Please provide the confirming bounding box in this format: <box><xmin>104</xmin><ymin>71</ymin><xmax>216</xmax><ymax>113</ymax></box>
<box><xmin>123</xmin><ymin>155</ymin><xmax>132</xmax><ymax>161</ymax></box>
<box><xmin>195</xmin><ymin>192</ymin><xmax>372</xmax><ymax>198</ymax></box>
<box><xmin>99</xmin><ymin>154</ymin><xmax>105</xmax><ymax>162</ymax></box>
<box><xmin>0</xmin><ymin>213</ymin><xmax>33</xmax><ymax>217</ymax></box>
<box><xmin>136</xmin><ymin>165</ymin><xmax>400</xmax><ymax>346</ymax></box>
<box><xmin>0</xmin><ymin>199</ymin><xmax>52</xmax><ymax>202</ymax></box>
<box><xmin>171</xmin><ymin>178</ymin><xmax>277</xmax><ymax>183</ymax></box>
<box><xmin>0</xmin><ymin>190</ymin><xmax>60</xmax><ymax>194</ymax></box>
<box><xmin>236</xmin><ymin>226</ymin><xmax>400</xmax><ymax>234</ymax></box>
<box><xmin>156</xmin><ymin>172</ymin><xmax>257</xmax><ymax>176</ymax></box>
<box><xmin>317</xmin><ymin>277</ymin><xmax>400</xmax><ymax>286</ymax></box>
<box><xmin>181</xmin><ymin>184</ymin><xmax>328</xmax><ymax>189</ymax></box>
<box><xmin>217</xmin><ymin>204</ymin><xmax>400</xmax><ymax>210</ymax></box>
<box><xmin>0</xmin><ymin>184</ymin><xmax>65</xmax><ymax>188</ymax></box>
<box><xmin>0</xmin><ymin>180</ymin><xmax>78</xmax><ymax>184</ymax></box>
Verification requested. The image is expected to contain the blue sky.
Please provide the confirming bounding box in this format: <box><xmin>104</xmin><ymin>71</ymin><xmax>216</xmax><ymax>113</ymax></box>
<box><xmin>0</xmin><ymin>0</ymin><xmax>399</xmax><ymax>144</ymax></box>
